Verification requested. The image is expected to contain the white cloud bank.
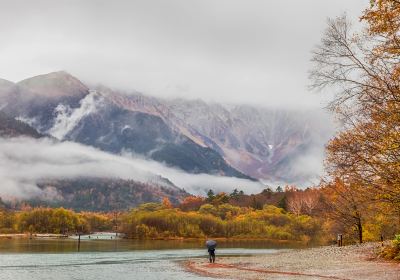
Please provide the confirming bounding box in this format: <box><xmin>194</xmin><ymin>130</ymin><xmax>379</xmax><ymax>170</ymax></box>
<box><xmin>0</xmin><ymin>136</ymin><xmax>264</xmax><ymax>200</ymax></box>
<box><xmin>0</xmin><ymin>0</ymin><xmax>365</xmax><ymax>109</ymax></box>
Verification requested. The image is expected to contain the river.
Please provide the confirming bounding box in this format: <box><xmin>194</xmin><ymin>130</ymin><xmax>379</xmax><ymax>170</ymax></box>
<box><xmin>0</xmin><ymin>238</ymin><xmax>308</xmax><ymax>280</ymax></box>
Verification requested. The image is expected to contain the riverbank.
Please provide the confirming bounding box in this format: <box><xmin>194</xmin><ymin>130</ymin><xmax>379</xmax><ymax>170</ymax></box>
<box><xmin>0</xmin><ymin>233</ymin><xmax>68</xmax><ymax>239</ymax></box>
<box><xmin>183</xmin><ymin>242</ymin><xmax>400</xmax><ymax>280</ymax></box>
<box><xmin>0</xmin><ymin>233</ymin><xmax>309</xmax><ymax>244</ymax></box>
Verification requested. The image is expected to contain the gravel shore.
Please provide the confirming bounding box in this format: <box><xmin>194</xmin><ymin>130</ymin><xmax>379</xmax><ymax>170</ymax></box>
<box><xmin>183</xmin><ymin>243</ymin><xmax>400</xmax><ymax>280</ymax></box>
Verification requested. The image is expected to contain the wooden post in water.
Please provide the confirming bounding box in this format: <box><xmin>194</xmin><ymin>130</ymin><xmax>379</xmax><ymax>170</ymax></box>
<box><xmin>78</xmin><ymin>233</ymin><xmax>81</xmax><ymax>252</ymax></box>
<box><xmin>114</xmin><ymin>211</ymin><xmax>118</xmax><ymax>237</ymax></box>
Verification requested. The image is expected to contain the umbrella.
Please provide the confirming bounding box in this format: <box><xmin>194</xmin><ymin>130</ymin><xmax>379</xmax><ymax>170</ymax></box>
<box><xmin>206</xmin><ymin>240</ymin><xmax>217</xmax><ymax>250</ymax></box>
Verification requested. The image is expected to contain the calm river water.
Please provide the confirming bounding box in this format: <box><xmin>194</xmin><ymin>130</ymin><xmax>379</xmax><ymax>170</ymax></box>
<box><xmin>0</xmin><ymin>239</ymin><xmax>307</xmax><ymax>280</ymax></box>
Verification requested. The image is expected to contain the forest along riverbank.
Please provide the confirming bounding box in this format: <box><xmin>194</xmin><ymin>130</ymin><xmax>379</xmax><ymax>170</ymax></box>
<box><xmin>183</xmin><ymin>243</ymin><xmax>400</xmax><ymax>280</ymax></box>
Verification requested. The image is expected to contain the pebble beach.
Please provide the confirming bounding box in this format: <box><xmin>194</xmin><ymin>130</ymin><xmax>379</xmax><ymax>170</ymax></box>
<box><xmin>184</xmin><ymin>243</ymin><xmax>400</xmax><ymax>280</ymax></box>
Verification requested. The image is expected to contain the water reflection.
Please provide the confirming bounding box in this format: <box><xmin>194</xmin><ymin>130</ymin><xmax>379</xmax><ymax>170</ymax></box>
<box><xmin>0</xmin><ymin>238</ymin><xmax>309</xmax><ymax>253</ymax></box>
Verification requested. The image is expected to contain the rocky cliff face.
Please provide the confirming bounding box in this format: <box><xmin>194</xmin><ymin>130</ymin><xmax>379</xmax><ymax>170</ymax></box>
<box><xmin>163</xmin><ymin>99</ymin><xmax>333</xmax><ymax>184</ymax></box>
<box><xmin>93</xmin><ymin>90</ymin><xmax>333</xmax><ymax>184</ymax></box>
<box><xmin>63</xmin><ymin>93</ymin><xmax>250</xmax><ymax>178</ymax></box>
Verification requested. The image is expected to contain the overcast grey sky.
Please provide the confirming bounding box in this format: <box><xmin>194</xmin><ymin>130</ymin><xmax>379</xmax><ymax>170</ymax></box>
<box><xmin>0</xmin><ymin>0</ymin><xmax>366</xmax><ymax>108</ymax></box>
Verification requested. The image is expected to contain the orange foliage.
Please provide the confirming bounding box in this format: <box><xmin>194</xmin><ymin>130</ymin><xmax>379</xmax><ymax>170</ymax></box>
<box><xmin>162</xmin><ymin>197</ymin><xmax>173</xmax><ymax>209</ymax></box>
<box><xmin>178</xmin><ymin>196</ymin><xmax>205</xmax><ymax>211</ymax></box>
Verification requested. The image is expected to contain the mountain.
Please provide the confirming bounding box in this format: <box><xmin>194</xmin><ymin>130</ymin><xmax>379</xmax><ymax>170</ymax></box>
<box><xmin>0</xmin><ymin>78</ymin><xmax>14</xmax><ymax>93</ymax></box>
<box><xmin>0</xmin><ymin>78</ymin><xmax>15</xmax><ymax>107</ymax></box>
<box><xmin>163</xmin><ymin>99</ymin><xmax>333</xmax><ymax>183</ymax></box>
<box><xmin>0</xmin><ymin>110</ymin><xmax>188</xmax><ymax>211</ymax></box>
<box><xmin>0</xmin><ymin>112</ymin><xmax>43</xmax><ymax>138</ymax></box>
<box><xmin>0</xmin><ymin>71</ymin><xmax>333</xmax><ymax>185</ymax></box>
<box><xmin>0</xmin><ymin>73</ymin><xmax>252</xmax><ymax>180</ymax></box>
<box><xmin>2</xmin><ymin>71</ymin><xmax>89</xmax><ymax>132</ymax></box>
<box><xmin>91</xmin><ymin>89</ymin><xmax>333</xmax><ymax>184</ymax></box>
<box><xmin>63</xmin><ymin>94</ymin><xmax>250</xmax><ymax>178</ymax></box>
<box><xmin>17</xmin><ymin>71</ymin><xmax>88</xmax><ymax>98</ymax></box>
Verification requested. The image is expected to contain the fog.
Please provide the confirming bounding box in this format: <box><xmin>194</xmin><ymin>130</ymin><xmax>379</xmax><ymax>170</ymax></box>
<box><xmin>0</xmin><ymin>0</ymin><xmax>365</xmax><ymax>108</ymax></box>
<box><xmin>0</xmin><ymin>137</ymin><xmax>264</xmax><ymax>200</ymax></box>
<box><xmin>0</xmin><ymin>0</ymin><xmax>362</xmax><ymax>201</ymax></box>
<box><xmin>49</xmin><ymin>91</ymin><xmax>103</xmax><ymax>139</ymax></box>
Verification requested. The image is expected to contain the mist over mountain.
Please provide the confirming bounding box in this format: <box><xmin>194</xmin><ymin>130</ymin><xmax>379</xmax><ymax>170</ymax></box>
<box><xmin>1</xmin><ymin>72</ymin><xmax>252</xmax><ymax>180</ymax></box>
<box><xmin>1</xmin><ymin>72</ymin><xmax>88</xmax><ymax>132</ymax></box>
<box><xmin>0</xmin><ymin>71</ymin><xmax>334</xmax><ymax>210</ymax></box>
<box><xmin>0</xmin><ymin>79</ymin><xmax>14</xmax><ymax>94</ymax></box>
<box><xmin>34</xmin><ymin>177</ymin><xmax>187</xmax><ymax>211</ymax></box>
<box><xmin>0</xmin><ymin>71</ymin><xmax>334</xmax><ymax>188</ymax></box>
<box><xmin>89</xmin><ymin>82</ymin><xmax>334</xmax><ymax>185</ymax></box>
<box><xmin>0</xmin><ymin>112</ymin><xmax>43</xmax><ymax>138</ymax></box>
<box><xmin>163</xmin><ymin>99</ymin><xmax>333</xmax><ymax>184</ymax></box>
<box><xmin>0</xmin><ymin>135</ymin><xmax>264</xmax><ymax>210</ymax></box>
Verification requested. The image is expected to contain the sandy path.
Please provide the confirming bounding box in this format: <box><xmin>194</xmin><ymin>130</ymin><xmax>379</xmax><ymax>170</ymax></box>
<box><xmin>183</xmin><ymin>243</ymin><xmax>400</xmax><ymax>280</ymax></box>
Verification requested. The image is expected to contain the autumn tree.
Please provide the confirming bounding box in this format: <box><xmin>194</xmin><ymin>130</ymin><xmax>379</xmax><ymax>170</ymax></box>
<box><xmin>362</xmin><ymin>0</ymin><xmax>400</xmax><ymax>58</ymax></box>
<box><xmin>310</xmin><ymin>1</ymin><xmax>400</xmax><ymax>231</ymax></box>
<box><xmin>286</xmin><ymin>190</ymin><xmax>304</xmax><ymax>216</ymax></box>
<box><xmin>162</xmin><ymin>197</ymin><xmax>173</xmax><ymax>209</ymax></box>
<box><xmin>322</xmin><ymin>179</ymin><xmax>368</xmax><ymax>243</ymax></box>
<box><xmin>230</xmin><ymin>189</ymin><xmax>241</xmax><ymax>200</ymax></box>
<box><xmin>206</xmin><ymin>189</ymin><xmax>215</xmax><ymax>202</ymax></box>
<box><xmin>302</xmin><ymin>189</ymin><xmax>321</xmax><ymax>215</ymax></box>
<box><xmin>179</xmin><ymin>196</ymin><xmax>205</xmax><ymax>211</ymax></box>
<box><xmin>209</xmin><ymin>192</ymin><xmax>230</xmax><ymax>206</ymax></box>
<box><xmin>286</xmin><ymin>188</ymin><xmax>320</xmax><ymax>216</ymax></box>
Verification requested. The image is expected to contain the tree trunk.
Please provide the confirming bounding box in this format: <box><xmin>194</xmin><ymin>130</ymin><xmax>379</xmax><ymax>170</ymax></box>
<box><xmin>357</xmin><ymin>218</ymin><xmax>363</xmax><ymax>244</ymax></box>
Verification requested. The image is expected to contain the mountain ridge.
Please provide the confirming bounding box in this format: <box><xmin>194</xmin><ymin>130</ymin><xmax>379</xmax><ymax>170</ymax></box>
<box><xmin>0</xmin><ymin>72</ymin><xmax>253</xmax><ymax>180</ymax></box>
<box><xmin>94</xmin><ymin>86</ymin><xmax>333</xmax><ymax>184</ymax></box>
<box><xmin>0</xmin><ymin>71</ymin><xmax>333</xmax><ymax>185</ymax></box>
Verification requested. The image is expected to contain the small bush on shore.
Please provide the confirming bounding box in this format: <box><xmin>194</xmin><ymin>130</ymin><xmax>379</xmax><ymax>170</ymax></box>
<box><xmin>380</xmin><ymin>234</ymin><xmax>400</xmax><ymax>261</ymax></box>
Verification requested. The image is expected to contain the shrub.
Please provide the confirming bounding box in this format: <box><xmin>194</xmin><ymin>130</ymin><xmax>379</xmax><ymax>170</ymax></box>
<box><xmin>380</xmin><ymin>234</ymin><xmax>400</xmax><ymax>260</ymax></box>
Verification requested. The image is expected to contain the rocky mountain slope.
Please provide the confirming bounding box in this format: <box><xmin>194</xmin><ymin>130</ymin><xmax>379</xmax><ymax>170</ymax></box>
<box><xmin>0</xmin><ymin>71</ymin><xmax>333</xmax><ymax>185</ymax></box>
<box><xmin>63</xmin><ymin>92</ymin><xmax>250</xmax><ymax>178</ymax></box>
<box><xmin>164</xmin><ymin>99</ymin><xmax>333</xmax><ymax>183</ymax></box>
<box><xmin>1</xmin><ymin>72</ymin><xmax>89</xmax><ymax>132</ymax></box>
<box><xmin>0</xmin><ymin>112</ymin><xmax>43</xmax><ymax>138</ymax></box>
<box><xmin>91</xmin><ymin>87</ymin><xmax>333</xmax><ymax>184</ymax></box>
<box><xmin>0</xmin><ymin>72</ymin><xmax>251</xmax><ymax>179</ymax></box>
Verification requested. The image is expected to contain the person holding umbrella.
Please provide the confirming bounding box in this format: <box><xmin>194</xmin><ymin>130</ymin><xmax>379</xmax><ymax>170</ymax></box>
<box><xmin>206</xmin><ymin>240</ymin><xmax>217</xmax><ymax>263</ymax></box>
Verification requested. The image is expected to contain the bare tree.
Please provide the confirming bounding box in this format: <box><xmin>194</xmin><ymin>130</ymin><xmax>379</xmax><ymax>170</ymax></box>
<box><xmin>322</xmin><ymin>179</ymin><xmax>367</xmax><ymax>243</ymax></box>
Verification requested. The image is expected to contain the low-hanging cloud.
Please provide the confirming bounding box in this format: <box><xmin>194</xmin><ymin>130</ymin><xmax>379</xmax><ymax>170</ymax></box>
<box><xmin>49</xmin><ymin>90</ymin><xmax>102</xmax><ymax>139</ymax></box>
<box><xmin>0</xmin><ymin>136</ymin><xmax>264</xmax><ymax>200</ymax></box>
<box><xmin>0</xmin><ymin>0</ymin><xmax>365</xmax><ymax>109</ymax></box>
